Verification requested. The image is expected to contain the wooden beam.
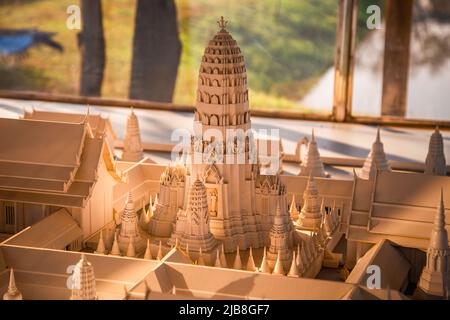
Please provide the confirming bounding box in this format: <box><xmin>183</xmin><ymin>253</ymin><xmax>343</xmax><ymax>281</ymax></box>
<box><xmin>0</xmin><ymin>90</ymin><xmax>448</xmax><ymax>129</ymax></box>
<box><xmin>333</xmin><ymin>0</ymin><xmax>358</xmax><ymax>122</ymax></box>
<box><xmin>381</xmin><ymin>0</ymin><xmax>414</xmax><ymax>117</ymax></box>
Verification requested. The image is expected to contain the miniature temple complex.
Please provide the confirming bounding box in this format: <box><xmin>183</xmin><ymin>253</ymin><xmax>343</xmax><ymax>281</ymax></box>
<box><xmin>425</xmin><ymin>127</ymin><xmax>447</xmax><ymax>176</ymax></box>
<box><xmin>360</xmin><ymin>128</ymin><xmax>391</xmax><ymax>179</ymax></box>
<box><xmin>122</xmin><ymin>108</ymin><xmax>144</xmax><ymax>162</ymax></box>
<box><xmin>298</xmin><ymin>130</ymin><xmax>326</xmax><ymax>177</ymax></box>
<box><xmin>0</xmin><ymin>17</ymin><xmax>448</xmax><ymax>301</ymax></box>
<box><xmin>417</xmin><ymin>189</ymin><xmax>450</xmax><ymax>297</ymax></box>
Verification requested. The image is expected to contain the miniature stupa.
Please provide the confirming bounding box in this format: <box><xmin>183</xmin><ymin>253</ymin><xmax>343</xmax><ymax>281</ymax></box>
<box><xmin>360</xmin><ymin>128</ymin><xmax>391</xmax><ymax>179</ymax></box>
<box><xmin>121</xmin><ymin>108</ymin><xmax>143</xmax><ymax>162</ymax></box>
<box><xmin>418</xmin><ymin>189</ymin><xmax>450</xmax><ymax>297</ymax></box>
<box><xmin>179</xmin><ymin>178</ymin><xmax>217</xmax><ymax>252</ymax></box>
<box><xmin>267</xmin><ymin>204</ymin><xmax>293</xmax><ymax>271</ymax></box>
<box><xmin>299</xmin><ymin>129</ymin><xmax>326</xmax><ymax>177</ymax></box>
<box><xmin>3</xmin><ymin>268</ymin><xmax>22</xmax><ymax>300</ymax></box>
<box><xmin>297</xmin><ymin>174</ymin><xmax>322</xmax><ymax>230</ymax></box>
<box><xmin>118</xmin><ymin>191</ymin><xmax>146</xmax><ymax>255</ymax></box>
<box><xmin>425</xmin><ymin>127</ymin><xmax>447</xmax><ymax>176</ymax></box>
<box><xmin>70</xmin><ymin>254</ymin><xmax>97</xmax><ymax>300</ymax></box>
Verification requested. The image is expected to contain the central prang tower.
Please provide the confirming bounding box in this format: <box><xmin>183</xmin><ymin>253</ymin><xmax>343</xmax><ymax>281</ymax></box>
<box><xmin>188</xmin><ymin>17</ymin><xmax>261</xmax><ymax>252</ymax></box>
<box><xmin>149</xmin><ymin>18</ymin><xmax>294</xmax><ymax>254</ymax></box>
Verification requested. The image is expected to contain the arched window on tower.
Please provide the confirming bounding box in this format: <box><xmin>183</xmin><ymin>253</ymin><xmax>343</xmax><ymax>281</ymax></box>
<box><xmin>212</xmin><ymin>79</ymin><xmax>220</xmax><ymax>87</ymax></box>
<box><xmin>211</xmin><ymin>95</ymin><xmax>220</xmax><ymax>104</ymax></box>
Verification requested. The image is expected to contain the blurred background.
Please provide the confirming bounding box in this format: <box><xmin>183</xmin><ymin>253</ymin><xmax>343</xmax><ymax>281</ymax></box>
<box><xmin>0</xmin><ymin>0</ymin><xmax>449</xmax><ymax>120</ymax></box>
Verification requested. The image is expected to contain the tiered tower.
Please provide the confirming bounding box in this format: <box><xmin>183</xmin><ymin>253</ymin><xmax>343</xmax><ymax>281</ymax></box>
<box><xmin>360</xmin><ymin>128</ymin><xmax>391</xmax><ymax>179</ymax></box>
<box><xmin>180</xmin><ymin>178</ymin><xmax>217</xmax><ymax>252</ymax></box>
<box><xmin>118</xmin><ymin>191</ymin><xmax>145</xmax><ymax>255</ymax></box>
<box><xmin>299</xmin><ymin>130</ymin><xmax>326</xmax><ymax>177</ymax></box>
<box><xmin>70</xmin><ymin>254</ymin><xmax>97</xmax><ymax>300</ymax></box>
<box><xmin>267</xmin><ymin>204</ymin><xmax>293</xmax><ymax>271</ymax></box>
<box><xmin>425</xmin><ymin>127</ymin><xmax>447</xmax><ymax>176</ymax></box>
<box><xmin>122</xmin><ymin>108</ymin><xmax>144</xmax><ymax>162</ymax></box>
<box><xmin>418</xmin><ymin>189</ymin><xmax>450</xmax><ymax>297</ymax></box>
<box><xmin>297</xmin><ymin>174</ymin><xmax>322</xmax><ymax>230</ymax></box>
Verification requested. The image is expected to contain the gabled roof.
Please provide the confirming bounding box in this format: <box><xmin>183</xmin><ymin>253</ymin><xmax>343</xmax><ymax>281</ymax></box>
<box><xmin>347</xmin><ymin>170</ymin><xmax>450</xmax><ymax>249</ymax></box>
<box><xmin>0</xmin><ymin>117</ymin><xmax>121</xmax><ymax>208</ymax></box>
<box><xmin>22</xmin><ymin>109</ymin><xmax>117</xmax><ymax>140</ymax></box>
<box><xmin>0</xmin><ymin>118</ymin><xmax>85</xmax><ymax>167</ymax></box>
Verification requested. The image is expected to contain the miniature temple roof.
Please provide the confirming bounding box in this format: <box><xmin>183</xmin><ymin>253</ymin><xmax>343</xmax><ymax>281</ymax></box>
<box><xmin>299</xmin><ymin>129</ymin><xmax>326</xmax><ymax>177</ymax></box>
<box><xmin>425</xmin><ymin>126</ymin><xmax>447</xmax><ymax>176</ymax></box>
<box><xmin>429</xmin><ymin>188</ymin><xmax>449</xmax><ymax>250</ymax></box>
<box><xmin>0</xmin><ymin>118</ymin><xmax>121</xmax><ymax>208</ymax></box>
<box><xmin>360</xmin><ymin>128</ymin><xmax>391</xmax><ymax>179</ymax></box>
<box><xmin>4</xmin><ymin>208</ymin><xmax>82</xmax><ymax>250</ymax></box>
<box><xmin>22</xmin><ymin>108</ymin><xmax>117</xmax><ymax>139</ymax></box>
<box><xmin>3</xmin><ymin>268</ymin><xmax>22</xmax><ymax>300</ymax></box>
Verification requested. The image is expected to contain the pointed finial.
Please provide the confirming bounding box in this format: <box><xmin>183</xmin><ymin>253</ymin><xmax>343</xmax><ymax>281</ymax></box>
<box><xmin>220</xmin><ymin>244</ymin><xmax>228</xmax><ymax>268</ymax></box>
<box><xmin>110</xmin><ymin>231</ymin><xmax>121</xmax><ymax>256</ymax></box>
<box><xmin>273</xmin><ymin>250</ymin><xmax>285</xmax><ymax>276</ymax></box>
<box><xmin>288</xmin><ymin>251</ymin><xmax>299</xmax><ymax>277</ymax></box>
<box><xmin>311</xmin><ymin>128</ymin><xmax>315</xmax><ymax>142</ymax></box>
<box><xmin>144</xmin><ymin>239</ymin><xmax>153</xmax><ymax>260</ymax></box>
<box><xmin>157</xmin><ymin>240</ymin><xmax>163</xmax><ymax>260</ymax></box>
<box><xmin>4</xmin><ymin>268</ymin><xmax>22</xmax><ymax>300</ymax></box>
<box><xmin>376</xmin><ymin>127</ymin><xmax>381</xmax><ymax>142</ymax></box>
<box><xmin>130</xmin><ymin>106</ymin><xmax>134</xmax><ymax>115</ymax></box>
<box><xmin>233</xmin><ymin>245</ymin><xmax>242</xmax><ymax>270</ymax></box>
<box><xmin>197</xmin><ymin>247</ymin><xmax>206</xmax><ymax>266</ymax></box>
<box><xmin>214</xmin><ymin>249</ymin><xmax>223</xmax><ymax>268</ymax></box>
<box><xmin>217</xmin><ymin>16</ymin><xmax>228</xmax><ymax>30</ymax></box>
<box><xmin>259</xmin><ymin>246</ymin><xmax>271</xmax><ymax>274</ymax></box>
<box><xmin>435</xmin><ymin>125</ymin><xmax>439</xmax><ymax>133</ymax></box>
<box><xmin>246</xmin><ymin>247</ymin><xmax>257</xmax><ymax>272</ymax></box>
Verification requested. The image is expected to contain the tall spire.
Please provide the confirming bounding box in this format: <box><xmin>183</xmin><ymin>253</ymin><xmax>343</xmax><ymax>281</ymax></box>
<box><xmin>360</xmin><ymin>128</ymin><xmax>391</xmax><ymax>179</ymax></box>
<box><xmin>122</xmin><ymin>107</ymin><xmax>144</xmax><ymax>162</ymax></box>
<box><xmin>425</xmin><ymin>126</ymin><xmax>447</xmax><ymax>176</ymax></box>
<box><xmin>299</xmin><ymin>129</ymin><xmax>326</xmax><ymax>177</ymax></box>
<box><xmin>297</xmin><ymin>174</ymin><xmax>323</xmax><ymax>230</ymax></box>
<box><xmin>430</xmin><ymin>188</ymin><xmax>448</xmax><ymax>250</ymax></box>
<box><xmin>180</xmin><ymin>178</ymin><xmax>217</xmax><ymax>252</ymax></box>
<box><xmin>267</xmin><ymin>203</ymin><xmax>292</xmax><ymax>271</ymax></box>
<box><xmin>118</xmin><ymin>191</ymin><xmax>145</xmax><ymax>255</ymax></box>
<box><xmin>70</xmin><ymin>254</ymin><xmax>97</xmax><ymax>300</ymax></box>
<box><xmin>3</xmin><ymin>268</ymin><xmax>22</xmax><ymax>300</ymax></box>
<box><xmin>418</xmin><ymin>188</ymin><xmax>450</xmax><ymax>297</ymax></box>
